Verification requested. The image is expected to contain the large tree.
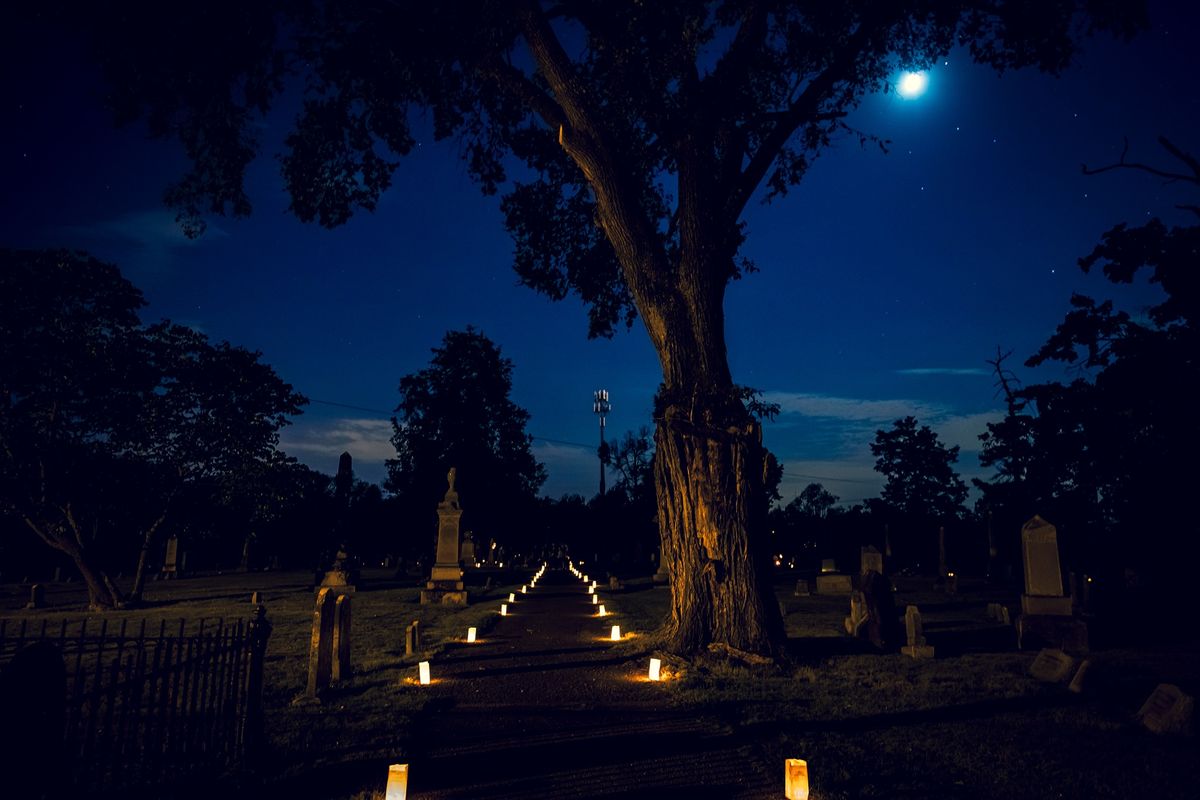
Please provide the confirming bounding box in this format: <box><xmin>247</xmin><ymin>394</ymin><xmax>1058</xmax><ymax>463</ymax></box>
<box><xmin>0</xmin><ymin>249</ymin><xmax>307</xmax><ymax>608</ymax></box>
<box><xmin>50</xmin><ymin>0</ymin><xmax>1145</xmax><ymax>652</ymax></box>
<box><xmin>386</xmin><ymin>328</ymin><xmax>546</xmax><ymax>551</ymax></box>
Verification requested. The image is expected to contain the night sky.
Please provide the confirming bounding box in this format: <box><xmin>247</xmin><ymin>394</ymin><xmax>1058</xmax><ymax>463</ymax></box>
<box><xmin>3</xmin><ymin>3</ymin><xmax>1197</xmax><ymax>503</ymax></box>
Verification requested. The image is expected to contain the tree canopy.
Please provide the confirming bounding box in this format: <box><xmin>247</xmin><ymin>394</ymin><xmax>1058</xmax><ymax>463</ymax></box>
<box><xmin>0</xmin><ymin>249</ymin><xmax>307</xmax><ymax>607</ymax></box>
<box><xmin>386</xmin><ymin>328</ymin><xmax>546</xmax><ymax>552</ymax></box>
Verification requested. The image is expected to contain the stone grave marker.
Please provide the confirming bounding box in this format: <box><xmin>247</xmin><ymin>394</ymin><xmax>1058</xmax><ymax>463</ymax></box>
<box><xmin>26</xmin><ymin>584</ymin><xmax>45</xmax><ymax>610</ymax></box>
<box><xmin>820</xmin><ymin>558</ymin><xmax>837</xmax><ymax>573</ymax></box>
<box><xmin>421</xmin><ymin>468</ymin><xmax>469</xmax><ymax>605</ymax></box>
<box><xmin>332</xmin><ymin>594</ymin><xmax>352</xmax><ymax>683</ymax></box>
<box><xmin>1020</xmin><ymin>515</ymin><xmax>1071</xmax><ymax>615</ymax></box>
<box><xmin>608</xmin><ymin>575</ymin><xmax>623</xmax><ymax>590</ymax></box>
<box><xmin>250</xmin><ymin>591</ymin><xmax>262</xmax><ymax>604</ymax></box>
<box><xmin>1068</xmin><ymin>660</ymin><xmax>1091</xmax><ymax>694</ymax></box>
<box><xmin>794</xmin><ymin>579</ymin><xmax>810</xmax><ymax>597</ymax></box>
<box><xmin>815</xmin><ymin>573</ymin><xmax>853</xmax><ymax>595</ymax></box>
<box><xmin>1029</xmin><ymin>648</ymin><xmax>1075</xmax><ymax>683</ymax></box>
<box><xmin>861</xmin><ymin>570</ymin><xmax>901</xmax><ymax>650</ymax></box>
<box><xmin>303</xmin><ymin>588</ymin><xmax>337</xmax><ymax>698</ymax></box>
<box><xmin>52</xmin><ymin>567</ymin><xmax>61</xmax><ymax>583</ymax></box>
<box><xmin>860</xmin><ymin>546</ymin><xmax>883</xmax><ymax>576</ymax></box>
<box><xmin>900</xmin><ymin>605</ymin><xmax>934</xmax><ymax>659</ymax></box>
<box><xmin>1136</xmin><ymin>684</ymin><xmax>1194</xmax><ymax>734</ymax></box>
<box><xmin>161</xmin><ymin>535</ymin><xmax>179</xmax><ymax>579</ymax></box>
<box><xmin>405</xmin><ymin>620</ymin><xmax>421</xmax><ymax>656</ymax></box>
<box><xmin>844</xmin><ymin>591</ymin><xmax>869</xmax><ymax>637</ymax></box>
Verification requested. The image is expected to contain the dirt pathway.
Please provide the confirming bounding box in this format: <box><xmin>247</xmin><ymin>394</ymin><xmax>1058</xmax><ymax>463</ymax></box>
<box><xmin>406</xmin><ymin>569</ymin><xmax>777</xmax><ymax>799</ymax></box>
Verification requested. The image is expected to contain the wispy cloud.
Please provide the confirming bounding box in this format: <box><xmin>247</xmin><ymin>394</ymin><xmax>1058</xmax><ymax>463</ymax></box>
<box><xmin>279</xmin><ymin>417</ymin><xmax>395</xmax><ymax>483</ymax></box>
<box><xmin>762</xmin><ymin>391</ymin><xmax>947</xmax><ymax>424</ymax></box>
<box><xmin>896</xmin><ymin>367</ymin><xmax>990</xmax><ymax>376</ymax></box>
<box><xmin>55</xmin><ymin>209</ymin><xmax>227</xmax><ymax>251</ymax></box>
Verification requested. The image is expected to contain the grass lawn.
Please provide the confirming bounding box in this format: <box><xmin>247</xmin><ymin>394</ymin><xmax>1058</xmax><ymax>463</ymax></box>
<box><xmin>4</xmin><ymin>568</ymin><xmax>1197</xmax><ymax>798</ymax></box>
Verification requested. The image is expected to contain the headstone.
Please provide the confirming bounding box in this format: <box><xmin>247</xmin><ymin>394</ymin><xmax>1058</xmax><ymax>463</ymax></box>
<box><xmin>1136</xmin><ymin>684</ymin><xmax>1194</xmax><ymax>734</ymax></box>
<box><xmin>332</xmin><ymin>594</ymin><xmax>352</xmax><ymax>683</ymax></box>
<box><xmin>861</xmin><ymin>570</ymin><xmax>901</xmax><ymax>650</ymax></box>
<box><xmin>653</xmin><ymin>551</ymin><xmax>670</xmax><ymax>585</ymax></box>
<box><xmin>1068</xmin><ymin>659</ymin><xmax>1091</xmax><ymax>694</ymax></box>
<box><xmin>320</xmin><ymin>546</ymin><xmax>357</xmax><ymax>593</ymax></box>
<box><xmin>820</xmin><ymin>558</ymin><xmax>837</xmax><ymax>574</ymax></box>
<box><xmin>1000</xmin><ymin>606</ymin><xmax>1011</xmax><ymax>626</ymax></box>
<box><xmin>793</xmin><ymin>579</ymin><xmax>810</xmax><ymax>597</ymax></box>
<box><xmin>250</xmin><ymin>591</ymin><xmax>262</xmax><ymax>604</ymax></box>
<box><xmin>461</xmin><ymin>532</ymin><xmax>477</xmax><ymax>565</ymax></box>
<box><xmin>1019</xmin><ymin>515</ymin><xmax>1071</xmax><ymax>615</ymax></box>
<box><xmin>815</xmin><ymin>573</ymin><xmax>853</xmax><ymax>595</ymax></box>
<box><xmin>405</xmin><ymin>620</ymin><xmax>421</xmax><ymax>656</ymax></box>
<box><xmin>303</xmin><ymin>588</ymin><xmax>337</xmax><ymax>698</ymax></box>
<box><xmin>860</xmin><ymin>546</ymin><xmax>883</xmax><ymax>576</ymax></box>
<box><xmin>161</xmin><ymin>535</ymin><xmax>179</xmax><ymax>578</ymax></box>
<box><xmin>421</xmin><ymin>468</ymin><xmax>469</xmax><ymax>605</ymax></box>
<box><xmin>844</xmin><ymin>591</ymin><xmax>869</xmax><ymax>637</ymax></box>
<box><xmin>1029</xmin><ymin>648</ymin><xmax>1075</xmax><ymax>683</ymax></box>
<box><xmin>937</xmin><ymin>526</ymin><xmax>947</xmax><ymax>578</ymax></box>
<box><xmin>52</xmin><ymin>567</ymin><xmax>62</xmax><ymax>583</ymax></box>
<box><xmin>608</xmin><ymin>575</ymin><xmax>623</xmax><ymax>591</ymax></box>
<box><xmin>900</xmin><ymin>605</ymin><xmax>934</xmax><ymax>659</ymax></box>
<box><xmin>1016</xmin><ymin>515</ymin><xmax>1087</xmax><ymax>651</ymax></box>
<box><xmin>26</xmin><ymin>584</ymin><xmax>46</xmax><ymax>610</ymax></box>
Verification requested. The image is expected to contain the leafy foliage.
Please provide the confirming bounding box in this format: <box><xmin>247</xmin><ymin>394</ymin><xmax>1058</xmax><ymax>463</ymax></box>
<box><xmin>386</xmin><ymin>328</ymin><xmax>546</xmax><ymax>551</ymax></box>
<box><xmin>871</xmin><ymin>416</ymin><xmax>968</xmax><ymax>521</ymax></box>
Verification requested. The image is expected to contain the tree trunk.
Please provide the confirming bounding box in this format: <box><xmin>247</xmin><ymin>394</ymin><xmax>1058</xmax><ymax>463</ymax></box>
<box><xmin>22</xmin><ymin>516</ymin><xmax>123</xmax><ymax>610</ymax></box>
<box><xmin>128</xmin><ymin>535</ymin><xmax>152</xmax><ymax>603</ymax></box>
<box><xmin>654</xmin><ymin>400</ymin><xmax>785</xmax><ymax>656</ymax></box>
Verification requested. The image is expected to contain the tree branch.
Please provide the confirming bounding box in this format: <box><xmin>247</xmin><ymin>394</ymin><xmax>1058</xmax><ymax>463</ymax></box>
<box><xmin>1082</xmin><ymin>136</ymin><xmax>1200</xmax><ymax>186</ymax></box>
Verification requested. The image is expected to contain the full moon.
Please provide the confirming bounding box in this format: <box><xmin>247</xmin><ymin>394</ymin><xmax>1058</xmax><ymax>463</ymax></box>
<box><xmin>897</xmin><ymin>71</ymin><xmax>928</xmax><ymax>99</ymax></box>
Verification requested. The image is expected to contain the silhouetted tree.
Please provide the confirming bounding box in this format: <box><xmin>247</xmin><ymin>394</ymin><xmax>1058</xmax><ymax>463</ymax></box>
<box><xmin>978</xmin><ymin>137</ymin><xmax>1199</xmax><ymax>577</ymax></box>
<box><xmin>55</xmin><ymin>0</ymin><xmax>1146</xmax><ymax>652</ymax></box>
<box><xmin>386</xmin><ymin>328</ymin><xmax>546</xmax><ymax>552</ymax></box>
<box><xmin>0</xmin><ymin>250</ymin><xmax>307</xmax><ymax>607</ymax></box>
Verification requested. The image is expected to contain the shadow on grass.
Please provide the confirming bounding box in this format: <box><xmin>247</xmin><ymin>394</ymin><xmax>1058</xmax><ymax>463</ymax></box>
<box><xmin>438</xmin><ymin>643</ymin><xmax>611</xmax><ymax>664</ymax></box>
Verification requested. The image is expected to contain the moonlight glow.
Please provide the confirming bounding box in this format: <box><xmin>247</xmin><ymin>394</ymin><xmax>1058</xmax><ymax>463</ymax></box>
<box><xmin>897</xmin><ymin>71</ymin><xmax>928</xmax><ymax>98</ymax></box>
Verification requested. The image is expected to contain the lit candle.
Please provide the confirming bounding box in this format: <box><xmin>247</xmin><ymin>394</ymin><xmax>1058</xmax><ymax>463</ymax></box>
<box><xmin>386</xmin><ymin>763</ymin><xmax>409</xmax><ymax>800</ymax></box>
<box><xmin>648</xmin><ymin>657</ymin><xmax>661</xmax><ymax>681</ymax></box>
<box><xmin>418</xmin><ymin>661</ymin><xmax>431</xmax><ymax>685</ymax></box>
<box><xmin>467</xmin><ymin>627</ymin><xmax>477</xmax><ymax>643</ymax></box>
<box><xmin>521</xmin><ymin>586</ymin><xmax>527</xmax><ymax>593</ymax></box>
<box><xmin>588</xmin><ymin>586</ymin><xmax>595</xmax><ymax>594</ymax></box>
<box><xmin>509</xmin><ymin>592</ymin><xmax>516</xmax><ymax>602</ymax></box>
<box><xmin>598</xmin><ymin>604</ymin><xmax>606</xmax><ymax>616</ymax></box>
<box><xmin>592</xmin><ymin>595</ymin><xmax>598</xmax><ymax>605</ymax></box>
<box><xmin>500</xmin><ymin>603</ymin><xmax>508</xmax><ymax>616</ymax></box>
<box><xmin>610</xmin><ymin>625</ymin><xmax>621</xmax><ymax>640</ymax></box>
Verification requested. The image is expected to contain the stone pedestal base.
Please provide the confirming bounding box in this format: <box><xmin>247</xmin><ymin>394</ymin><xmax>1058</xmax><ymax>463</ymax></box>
<box><xmin>420</xmin><ymin>588</ymin><xmax>469</xmax><ymax>605</ymax></box>
<box><xmin>652</xmin><ymin>566</ymin><xmax>670</xmax><ymax>585</ymax></box>
<box><xmin>1021</xmin><ymin>594</ymin><xmax>1073</xmax><ymax>616</ymax></box>
<box><xmin>901</xmin><ymin>644</ymin><xmax>935</xmax><ymax>659</ymax></box>
<box><xmin>320</xmin><ymin>570</ymin><xmax>356</xmax><ymax>593</ymax></box>
<box><xmin>815</xmin><ymin>574</ymin><xmax>854</xmax><ymax>595</ymax></box>
<box><xmin>1017</xmin><ymin>614</ymin><xmax>1088</xmax><ymax>653</ymax></box>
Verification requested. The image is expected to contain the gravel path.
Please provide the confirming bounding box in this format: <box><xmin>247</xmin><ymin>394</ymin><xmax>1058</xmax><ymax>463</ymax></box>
<box><xmin>406</xmin><ymin>569</ymin><xmax>777</xmax><ymax>799</ymax></box>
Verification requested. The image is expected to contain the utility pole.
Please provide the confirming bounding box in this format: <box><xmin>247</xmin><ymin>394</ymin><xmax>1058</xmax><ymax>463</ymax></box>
<box><xmin>593</xmin><ymin>389</ymin><xmax>611</xmax><ymax>497</ymax></box>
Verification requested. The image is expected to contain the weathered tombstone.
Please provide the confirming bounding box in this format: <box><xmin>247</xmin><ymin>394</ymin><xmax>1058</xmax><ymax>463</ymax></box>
<box><xmin>652</xmin><ymin>551</ymin><xmax>670</xmax><ymax>585</ymax></box>
<box><xmin>161</xmin><ymin>535</ymin><xmax>179</xmax><ymax>579</ymax></box>
<box><xmin>405</xmin><ymin>620</ymin><xmax>421</xmax><ymax>656</ymax></box>
<box><xmin>461</xmin><ymin>532</ymin><xmax>477</xmax><ymax>565</ymax></box>
<box><xmin>860</xmin><ymin>546</ymin><xmax>883</xmax><ymax>576</ymax></box>
<box><xmin>0</xmin><ymin>641</ymin><xmax>66</xmax><ymax>799</ymax></box>
<box><xmin>793</xmin><ymin>579</ymin><xmax>810</xmax><ymax>597</ymax></box>
<box><xmin>844</xmin><ymin>591</ymin><xmax>869</xmax><ymax>636</ymax></box>
<box><xmin>900</xmin><ymin>605</ymin><xmax>935</xmax><ymax>659</ymax></box>
<box><xmin>320</xmin><ymin>545</ymin><xmax>357</xmax><ymax>592</ymax></box>
<box><xmin>1136</xmin><ymin>684</ymin><xmax>1194</xmax><ymax>734</ymax></box>
<box><xmin>1000</xmin><ymin>606</ymin><xmax>1011</xmax><ymax>626</ymax></box>
<box><xmin>52</xmin><ymin>566</ymin><xmax>62</xmax><ymax>583</ymax></box>
<box><xmin>250</xmin><ymin>591</ymin><xmax>262</xmax><ymax>604</ymax></box>
<box><xmin>608</xmin><ymin>575</ymin><xmax>623</xmax><ymax>591</ymax></box>
<box><xmin>1068</xmin><ymin>660</ymin><xmax>1091</xmax><ymax>694</ymax></box>
<box><xmin>1029</xmin><ymin>648</ymin><xmax>1076</xmax><ymax>683</ymax></box>
<box><xmin>820</xmin><ymin>558</ymin><xmax>837</xmax><ymax>574</ymax></box>
<box><xmin>986</xmin><ymin>602</ymin><xmax>1001</xmax><ymax>621</ymax></box>
<box><xmin>421</xmin><ymin>468</ymin><xmax>469</xmax><ymax>605</ymax></box>
<box><xmin>1016</xmin><ymin>515</ymin><xmax>1088</xmax><ymax>652</ymax></box>
<box><xmin>303</xmin><ymin>588</ymin><xmax>338</xmax><ymax>699</ymax></box>
<box><xmin>815</xmin><ymin>573</ymin><xmax>853</xmax><ymax>595</ymax></box>
<box><xmin>332</xmin><ymin>594</ymin><xmax>352</xmax><ymax>682</ymax></box>
<box><xmin>26</xmin><ymin>584</ymin><xmax>46</xmax><ymax>610</ymax></box>
<box><xmin>861</xmin><ymin>570</ymin><xmax>901</xmax><ymax>650</ymax></box>
<box><xmin>937</xmin><ymin>526</ymin><xmax>947</xmax><ymax>578</ymax></box>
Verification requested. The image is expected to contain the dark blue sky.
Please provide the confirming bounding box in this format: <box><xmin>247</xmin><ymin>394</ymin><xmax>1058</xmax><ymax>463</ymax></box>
<box><xmin>3</xmin><ymin>4</ymin><xmax>1196</xmax><ymax>503</ymax></box>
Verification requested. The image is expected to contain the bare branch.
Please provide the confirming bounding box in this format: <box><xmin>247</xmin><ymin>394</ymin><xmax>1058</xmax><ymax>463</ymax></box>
<box><xmin>1082</xmin><ymin>136</ymin><xmax>1200</xmax><ymax>186</ymax></box>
